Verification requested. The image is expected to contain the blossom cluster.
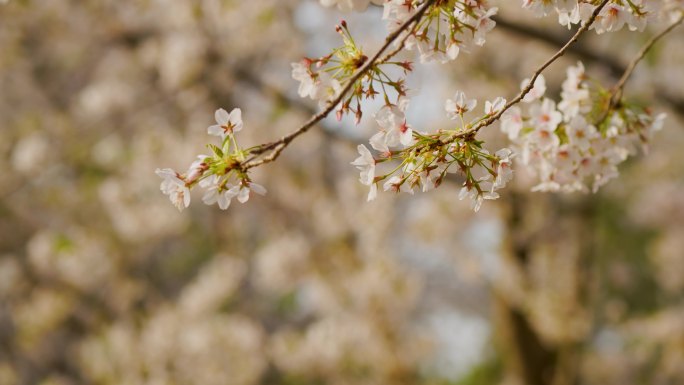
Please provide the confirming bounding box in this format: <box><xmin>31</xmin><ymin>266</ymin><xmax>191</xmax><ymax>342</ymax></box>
<box><xmin>291</xmin><ymin>21</ymin><xmax>411</xmax><ymax>123</ymax></box>
<box><xmin>156</xmin><ymin>0</ymin><xmax>673</xmax><ymax>213</ymax></box>
<box><xmin>523</xmin><ymin>0</ymin><xmax>683</xmax><ymax>31</ymax></box>
<box><xmin>156</xmin><ymin>108</ymin><xmax>266</xmax><ymax>211</ymax></box>
<box><xmin>352</xmin><ymin>93</ymin><xmax>514</xmax><ymax>211</ymax></box>
<box><xmin>383</xmin><ymin>0</ymin><xmax>498</xmax><ymax>63</ymax></box>
<box><xmin>501</xmin><ymin>64</ymin><xmax>665</xmax><ymax>193</ymax></box>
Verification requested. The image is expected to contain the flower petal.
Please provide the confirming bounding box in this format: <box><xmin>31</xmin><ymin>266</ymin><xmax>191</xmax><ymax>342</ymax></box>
<box><xmin>215</xmin><ymin>108</ymin><xmax>230</xmax><ymax>125</ymax></box>
<box><xmin>248</xmin><ymin>182</ymin><xmax>267</xmax><ymax>196</ymax></box>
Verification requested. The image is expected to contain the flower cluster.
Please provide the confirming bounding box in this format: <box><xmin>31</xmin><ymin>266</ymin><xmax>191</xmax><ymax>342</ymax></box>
<box><xmin>291</xmin><ymin>21</ymin><xmax>411</xmax><ymax>122</ymax></box>
<box><xmin>156</xmin><ymin>108</ymin><xmax>266</xmax><ymax>211</ymax></box>
<box><xmin>523</xmin><ymin>0</ymin><xmax>682</xmax><ymax>31</ymax></box>
<box><xmin>383</xmin><ymin>0</ymin><xmax>498</xmax><ymax>63</ymax></box>
<box><xmin>352</xmin><ymin>92</ymin><xmax>513</xmax><ymax>211</ymax></box>
<box><xmin>156</xmin><ymin>0</ymin><xmax>675</xmax><ymax>214</ymax></box>
<box><xmin>501</xmin><ymin>65</ymin><xmax>665</xmax><ymax>193</ymax></box>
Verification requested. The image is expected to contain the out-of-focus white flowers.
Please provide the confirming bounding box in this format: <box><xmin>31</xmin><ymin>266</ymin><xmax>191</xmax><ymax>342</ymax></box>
<box><xmin>319</xmin><ymin>0</ymin><xmax>383</xmax><ymax>12</ymax></box>
<box><xmin>501</xmin><ymin>62</ymin><xmax>666</xmax><ymax>193</ymax></box>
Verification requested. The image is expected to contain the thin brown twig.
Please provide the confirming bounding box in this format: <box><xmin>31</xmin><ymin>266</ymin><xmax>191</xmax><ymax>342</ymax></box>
<box><xmin>447</xmin><ymin>0</ymin><xmax>611</xmax><ymax>141</ymax></box>
<box><xmin>377</xmin><ymin>19</ymin><xmax>421</xmax><ymax>64</ymax></box>
<box><xmin>608</xmin><ymin>13</ymin><xmax>684</xmax><ymax>109</ymax></box>
<box><xmin>243</xmin><ymin>0</ymin><xmax>437</xmax><ymax>170</ymax></box>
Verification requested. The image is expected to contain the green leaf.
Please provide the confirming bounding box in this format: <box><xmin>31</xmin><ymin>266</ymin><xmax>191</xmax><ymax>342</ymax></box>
<box><xmin>207</xmin><ymin>143</ymin><xmax>223</xmax><ymax>158</ymax></box>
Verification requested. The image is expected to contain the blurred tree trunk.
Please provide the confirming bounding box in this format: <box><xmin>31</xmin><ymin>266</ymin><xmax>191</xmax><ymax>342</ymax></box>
<box><xmin>495</xmin><ymin>192</ymin><xmax>596</xmax><ymax>385</ymax></box>
<box><xmin>494</xmin><ymin>192</ymin><xmax>559</xmax><ymax>385</ymax></box>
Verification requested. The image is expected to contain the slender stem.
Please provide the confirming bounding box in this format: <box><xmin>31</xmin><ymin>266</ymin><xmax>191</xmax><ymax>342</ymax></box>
<box><xmin>609</xmin><ymin>13</ymin><xmax>684</xmax><ymax>107</ymax></box>
<box><xmin>243</xmin><ymin>0</ymin><xmax>437</xmax><ymax>170</ymax></box>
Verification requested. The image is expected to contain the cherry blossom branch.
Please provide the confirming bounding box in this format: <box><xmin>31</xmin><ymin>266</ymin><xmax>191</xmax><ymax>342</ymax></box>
<box><xmin>445</xmin><ymin>0</ymin><xmax>611</xmax><ymax>142</ymax></box>
<box><xmin>243</xmin><ymin>0</ymin><xmax>437</xmax><ymax>170</ymax></box>
<box><xmin>608</xmin><ymin>13</ymin><xmax>684</xmax><ymax>109</ymax></box>
<box><xmin>494</xmin><ymin>14</ymin><xmax>684</xmax><ymax>117</ymax></box>
<box><xmin>377</xmin><ymin>19</ymin><xmax>421</xmax><ymax>65</ymax></box>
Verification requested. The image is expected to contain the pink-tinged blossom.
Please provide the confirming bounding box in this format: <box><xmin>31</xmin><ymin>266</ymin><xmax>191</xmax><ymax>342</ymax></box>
<box><xmin>383</xmin><ymin>175</ymin><xmax>414</xmax><ymax>194</ymax></box>
<box><xmin>566</xmin><ymin>115</ymin><xmax>596</xmax><ymax>151</ymax></box>
<box><xmin>485</xmin><ymin>97</ymin><xmax>506</xmax><ymax>115</ymax></box>
<box><xmin>458</xmin><ymin>182</ymin><xmax>486</xmax><ymax>212</ymax></box>
<box><xmin>202</xmin><ymin>182</ymin><xmax>237</xmax><ymax>210</ymax></box>
<box><xmin>445</xmin><ymin>91</ymin><xmax>477</xmax><ymax>119</ymax></box>
<box><xmin>594</xmin><ymin>4</ymin><xmax>631</xmax><ymax>34</ymax></box>
<box><xmin>472</xmin><ymin>7</ymin><xmax>498</xmax><ymax>46</ymax></box>
<box><xmin>228</xmin><ymin>182</ymin><xmax>267</xmax><ymax>204</ymax></box>
<box><xmin>351</xmin><ymin>144</ymin><xmax>376</xmax><ymax>186</ymax></box>
<box><xmin>521</xmin><ymin>75</ymin><xmax>547</xmax><ymax>103</ymax></box>
<box><xmin>529</xmin><ymin>98</ymin><xmax>562</xmax><ymax>132</ymax></box>
<box><xmin>291</xmin><ymin>61</ymin><xmax>315</xmax><ymax>98</ymax></box>
<box><xmin>501</xmin><ymin>106</ymin><xmax>524</xmax><ymax>140</ymax></box>
<box><xmin>291</xmin><ymin>63</ymin><xmax>342</xmax><ymax>104</ymax></box>
<box><xmin>186</xmin><ymin>155</ymin><xmax>209</xmax><ymax>184</ymax></box>
<box><xmin>382</xmin><ymin>0</ymin><xmax>416</xmax><ymax>25</ymax></box>
<box><xmin>494</xmin><ymin>148</ymin><xmax>515</xmax><ymax>189</ymax></box>
<box><xmin>558</xmin><ymin>5</ymin><xmax>582</xmax><ymax>29</ymax></box>
<box><xmin>505</xmin><ymin>62</ymin><xmax>666</xmax><ymax>194</ymax></box>
<box><xmin>373</xmin><ymin>103</ymin><xmax>413</xmax><ymax>148</ymax></box>
<box><xmin>366</xmin><ymin>183</ymin><xmax>378</xmax><ymax>202</ymax></box>
<box><xmin>388</xmin><ymin>0</ymin><xmax>498</xmax><ymax>64</ymax></box>
<box><xmin>522</xmin><ymin>0</ymin><xmax>556</xmax><ymax>17</ymax></box>
<box><xmin>156</xmin><ymin>168</ymin><xmax>191</xmax><ymax>211</ymax></box>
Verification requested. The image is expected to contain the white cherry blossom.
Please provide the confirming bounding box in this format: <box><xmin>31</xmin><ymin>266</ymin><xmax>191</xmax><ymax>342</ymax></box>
<box><xmin>228</xmin><ymin>182</ymin><xmax>267</xmax><ymax>204</ymax></box>
<box><xmin>351</xmin><ymin>144</ymin><xmax>376</xmax><ymax>186</ymax></box>
<box><xmin>501</xmin><ymin>106</ymin><xmax>524</xmax><ymax>140</ymax></box>
<box><xmin>485</xmin><ymin>97</ymin><xmax>506</xmax><ymax>115</ymax></box>
<box><xmin>521</xmin><ymin>75</ymin><xmax>547</xmax><ymax>102</ymax></box>
<box><xmin>208</xmin><ymin>108</ymin><xmax>243</xmax><ymax>139</ymax></box>
<box><xmin>445</xmin><ymin>91</ymin><xmax>477</xmax><ymax>119</ymax></box>
<box><xmin>155</xmin><ymin>168</ymin><xmax>191</xmax><ymax>211</ymax></box>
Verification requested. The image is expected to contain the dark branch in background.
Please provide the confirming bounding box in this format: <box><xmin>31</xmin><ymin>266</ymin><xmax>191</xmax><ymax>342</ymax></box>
<box><xmin>494</xmin><ymin>15</ymin><xmax>684</xmax><ymax>116</ymax></box>
<box><xmin>493</xmin><ymin>16</ymin><xmax>624</xmax><ymax>76</ymax></box>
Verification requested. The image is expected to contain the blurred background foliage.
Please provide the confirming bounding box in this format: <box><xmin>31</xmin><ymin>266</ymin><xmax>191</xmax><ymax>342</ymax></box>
<box><xmin>0</xmin><ymin>1</ymin><xmax>683</xmax><ymax>385</ymax></box>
